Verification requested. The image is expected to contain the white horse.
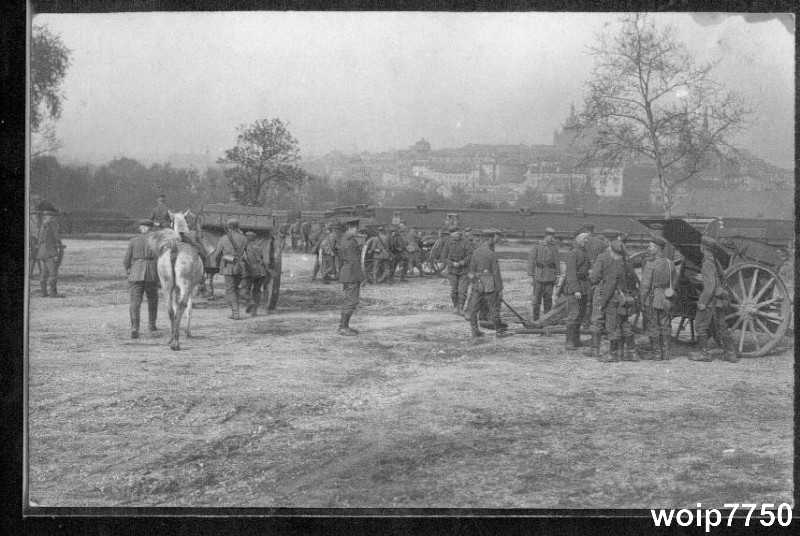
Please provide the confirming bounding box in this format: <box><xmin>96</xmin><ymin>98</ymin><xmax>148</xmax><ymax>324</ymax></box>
<box><xmin>148</xmin><ymin>210</ymin><xmax>204</xmax><ymax>350</ymax></box>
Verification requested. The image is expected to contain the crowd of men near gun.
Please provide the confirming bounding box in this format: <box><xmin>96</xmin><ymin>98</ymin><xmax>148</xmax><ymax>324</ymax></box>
<box><xmin>34</xmin><ymin>195</ymin><xmax>739</xmax><ymax>364</ymax></box>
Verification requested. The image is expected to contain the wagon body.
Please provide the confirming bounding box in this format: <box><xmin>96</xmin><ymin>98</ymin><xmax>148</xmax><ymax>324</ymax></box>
<box><xmin>196</xmin><ymin>203</ymin><xmax>285</xmax><ymax>310</ymax></box>
<box><xmin>637</xmin><ymin>218</ymin><xmax>792</xmax><ymax>357</ymax></box>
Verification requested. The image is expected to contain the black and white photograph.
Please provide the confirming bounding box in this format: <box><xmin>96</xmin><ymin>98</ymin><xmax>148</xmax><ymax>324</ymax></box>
<box><xmin>25</xmin><ymin>6</ymin><xmax>794</xmax><ymax>516</ymax></box>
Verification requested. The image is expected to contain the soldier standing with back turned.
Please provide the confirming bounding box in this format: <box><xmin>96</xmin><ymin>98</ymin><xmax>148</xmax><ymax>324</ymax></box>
<box><xmin>123</xmin><ymin>219</ymin><xmax>159</xmax><ymax>338</ymax></box>
<box><xmin>242</xmin><ymin>231</ymin><xmax>269</xmax><ymax>317</ymax></box>
<box><xmin>639</xmin><ymin>236</ymin><xmax>676</xmax><ymax>360</ymax></box>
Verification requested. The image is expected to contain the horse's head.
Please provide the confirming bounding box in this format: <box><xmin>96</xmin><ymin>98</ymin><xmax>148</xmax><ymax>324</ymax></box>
<box><xmin>168</xmin><ymin>210</ymin><xmax>192</xmax><ymax>235</ymax></box>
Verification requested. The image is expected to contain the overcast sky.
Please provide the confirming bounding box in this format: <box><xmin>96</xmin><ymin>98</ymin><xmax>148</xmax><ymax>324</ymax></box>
<box><xmin>33</xmin><ymin>11</ymin><xmax>794</xmax><ymax>168</ymax></box>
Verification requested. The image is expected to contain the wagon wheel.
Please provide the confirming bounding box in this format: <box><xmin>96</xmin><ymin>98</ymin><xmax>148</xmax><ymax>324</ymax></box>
<box><xmin>722</xmin><ymin>262</ymin><xmax>790</xmax><ymax>357</ymax></box>
<box><xmin>421</xmin><ymin>238</ymin><xmax>447</xmax><ymax>276</ymax></box>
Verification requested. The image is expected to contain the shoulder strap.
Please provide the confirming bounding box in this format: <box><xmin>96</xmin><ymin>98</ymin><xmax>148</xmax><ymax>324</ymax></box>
<box><xmin>227</xmin><ymin>230</ymin><xmax>247</xmax><ymax>259</ymax></box>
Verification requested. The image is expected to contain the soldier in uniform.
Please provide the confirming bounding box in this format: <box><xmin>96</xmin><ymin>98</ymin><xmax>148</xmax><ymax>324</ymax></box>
<box><xmin>390</xmin><ymin>223</ymin><xmax>410</xmax><ymax>281</ymax></box>
<box><xmin>210</xmin><ymin>219</ymin><xmax>250</xmax><ymax>320</ymax></box>
<box><xmin>37</xmin><ymin>209</ymin><xmax>65</xmax><ymax>298</ymax></box>
<box><xmin>639</xmin><ymin>236</ymin><xmax>676</xmax><ymax>360</ymax></box>
<box><xmin>564</xmin><ymin>229</ymin><xmax>591</xmax><ymax>351</ymax></box>
<box><xmin>149</xmin><ymin>194</ymin><xmax>172</xmax><ymax>229</ymax></box>
<box><xmin>582</xmin><ymin>222</ymin><xmax>606</xmax><ymax>331</ymax></box>
<box><xmin>123</xmin><ymin>219</ymin><xmax>159</xmax><ymax>338</ymax></box>
<box><xmin>585</xmin><ymin>229</ymin><xmax>621</xmax><ymax>357</ymax></box>
<box><xmin>242</xmin><ymin>231</ymin><xmax>270</xmax><ymax>317</ymax></box>
<box><xmin>597</xmin><ymin>241</ymin><xmax>639</xmax><ymax>362</ymax></box>
<box><xmin>441</xmin><ymin>228</ymin><xmax>473</xmax><ymax>316</ymax></box>
<box><xmin>689</xmin><ymin>236</ymin><xmax>739</xmax><ymax>363</ymax></box>
<box><xmin>405</xmin><ymin>226</ymin><xmax>427</xmax><ymax>277</ymax></box>
<box><xmin>365</xmin><ymin>225</ymin><xmax>393</xmax><ymax>284</ymax></box>
<box><xmin>335</xmin><ymin>219</ymin><xmax>364</xmax><ymax>336</ymax></box>
<box><xmin>319</xmin><ymin>222</ymin><xmax>341</xmax><ymax>284</ymax></box>
<box><xmin>467</xmin><ymin>229</ymin><xmax>511</xmax><ymax>338</ymax></box>
<box><xmin>528</xmin><ymin>227</ymin><xmax>560</xmax><ymax>322</ymax></box>
<box><xmin>289</xmin><ymin>220</ymin><xmax>302</xmax><ymax>251</ymax></box>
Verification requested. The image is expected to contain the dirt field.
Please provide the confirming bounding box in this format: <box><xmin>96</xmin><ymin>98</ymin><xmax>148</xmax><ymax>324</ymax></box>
<box><xmin>26</xmin><ymin>239</ymin><xmax>793</xmax><ymax>508</ymax></box>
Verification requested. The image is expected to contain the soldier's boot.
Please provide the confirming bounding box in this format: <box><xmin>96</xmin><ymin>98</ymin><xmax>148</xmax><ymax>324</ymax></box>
<box><xmin>720</xmin><ymin>332</ymin><xmax>740</xmax><ymax>363</ymax></box>
<box><xmin>345</xmin><ymin>311</ymin><xmax>359</xmax><ymax>335</ymax></box>
<box><xmin>458</xmin><ymin>298</ymin><xmax>468</xmax><ymax>318</ymax></box>
<box><xmin>623</xmin><ymin>334</ymin><xmax>639</xmax><ymax>361</ymax></box>
<box><xmin>250</xmin><ymin>300</ymin><xmax>259</xmax><ymax>317</ymax></box>
<box><xmin>148</xmin><ymin>301</ymin><xmax>158</xmax><ymax>331</ymax></box>
<box><xmin>565</xmin><ymin>325</ymin><xmax>578</xmax><ymax>351</ymax></box>
<box><xmin>640</xmin><ymin>336</ymin><xmax>658</xmax><ymax>360</ymax></box>
<box><xmin>40</xmin><ymin>278</ymin><xmax>48</xmax><ymax>297</ymax></box>
<box><xmin>658</xmin><ymin>335</ymin><xmax>669</xmax><ymax>361</ymax></box>
<box><xmin>49</xmin><ymin>279</ymin><xmax>65</xmax><ymax>298</ymax></box>
<box><xmin>131</xmin><ymin>309</ymin><xmax>140</xmax><ymax>339</ymax></box>
<box><xmin>337</xmin><ymin>312</ymin><xmax>355</xmax><ymax>336</ymax></box>
<box><xmin>573</xmin><ymin>326</ymin><xmax>583</xmax><ymax>348</ymax></box>
<box><xmin>689</xmin><ymin>335</ymin><xmax>714</xmax><ymax>362</ymax></box>
<box><xmin>229</xmin><ymin>297</ymin><xmax>240</xmax><ymax>320</ymax></box>
<box><xmin>470</xmin><ymin>317</ymin><xmax>485</xmax><ymax>337</ymax></box>
<box><xmin>311</xmin><ymin>264</ymin><xmax>319</xmax><ymax>281</ymax></box>
<box><xmin>584</xmin><ymin>332</ymin><xmax>601</xmax><ymax>358</ymax></box>
<box><xmin>597</xmin><ymin>338</ymin><xmax>619</xmax><ymax>362</ymax></box>
<box><xmin>451</xmin><ymin>293</ymin><xmax>460</xmax><ymax>314</ymax></box>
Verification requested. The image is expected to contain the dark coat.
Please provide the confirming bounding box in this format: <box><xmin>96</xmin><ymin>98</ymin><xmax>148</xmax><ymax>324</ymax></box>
<box><xmin>528</xmin><ymin>241</ymin><xmax>560</xmax><ymax>282</ymax></box>
<box><xmin>335</xmin><ymin>234</ymin><xmax>364</xmax><ymax>283</ymax></box>
<box><xmin>469</xmin><ymin>244</ymin><xmax>503</xmax><ymax>293</ymax></box>
<box><xmin>211</xmin><ymin>230</ymin><xmax>249</xmax><ymax>276</ymax></box>
<box><xmin>442</xmin><ymin>238</ymin><xmax>472</xmax><ymax>275</ymax></box>
<box><xmin>123</xmin><ymin>232</ymin><xmax>159</xmax><ymax>282</ymax></box>
<box><xmin>36</xmin><ymin>220</ymin><xmax>62</xmax><ymax>260</ymax></box>
<box><xmin>600</xmin><ymin>256</ymin><xmax>637</xmax><ymax>316</ymax></box>
<box><xmin>244</xmin><ymin>243</ymin><xmax>269</xmax><ymax>277</ymax></box>
<box><xmin>640</xmin><ymin>253</ymin><xmax>675</xmax><ymax>310</ymax></box>
<box><xmin>564</xmin><ymin>245</ymin><xmax>591</xmax><ymax>295</ymax></box>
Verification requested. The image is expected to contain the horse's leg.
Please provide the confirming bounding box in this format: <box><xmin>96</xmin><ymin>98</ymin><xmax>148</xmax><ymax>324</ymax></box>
<box><xmin>185</xmin><ymin>293</ymin><xmax>193</xmax><ymax>338</ymax></box>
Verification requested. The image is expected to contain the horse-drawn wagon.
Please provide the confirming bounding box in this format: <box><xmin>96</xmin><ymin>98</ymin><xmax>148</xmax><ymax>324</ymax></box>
<box><xmin>196</xmin><ymin>203</ymin><xmax>285</xmax><ymax>310</ymax></box>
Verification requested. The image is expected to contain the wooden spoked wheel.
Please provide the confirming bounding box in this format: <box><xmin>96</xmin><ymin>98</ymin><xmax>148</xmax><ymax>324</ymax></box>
<box><xmin>723</xmin><ymin>262</ymin><xmax>790</xmax><ymax>357</ymax></box>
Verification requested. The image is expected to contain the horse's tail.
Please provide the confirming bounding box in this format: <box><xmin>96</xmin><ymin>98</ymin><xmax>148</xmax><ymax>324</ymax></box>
<box><xmin>170</xmin><ymin>239</ymin><xmax>179</xmax><ymax>300</ymax></box>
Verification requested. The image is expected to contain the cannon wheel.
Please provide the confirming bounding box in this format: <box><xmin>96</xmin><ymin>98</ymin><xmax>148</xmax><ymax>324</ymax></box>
<box><xmin>421</xmin><ymin>237</ymin><xmax>446</xmax><ymax>276</ymax></box>
<box><xmin>722</xmin><ymin>261</ymin><xmax>790</xmax><ymax>357</ymax></box>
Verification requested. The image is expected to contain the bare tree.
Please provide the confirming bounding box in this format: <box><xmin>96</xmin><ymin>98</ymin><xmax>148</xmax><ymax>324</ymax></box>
<box><xmin>570</xmin><ymin>13</ymin><xmax>750</xmax><ymax>216</ymax></box>
<box><xmin>217</xmin><ymin>118</ymin><xmax>304</xmax><ymax>206</ymax></box>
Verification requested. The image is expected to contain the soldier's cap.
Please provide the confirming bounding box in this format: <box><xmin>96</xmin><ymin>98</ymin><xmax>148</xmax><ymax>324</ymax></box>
<box><xmin>544</xmin><ymin>227</ymin><xmax>556</xmax><ymax>235</ymax></box>
<box><xmin>649</xmin><ymin>235</ymin><xmax>667</xmax><ymax>247</ymax></box>
<box><xmin>610</xmin><ymin>241</ymin><xmax>625</xmax><ymax>254</ymax></box>
<box><xmin>344</xmin><ymin>218</ymin><xmax>360</xmax><ymax>227</ymax></box>
<box><xmin>157</xmin><ymin>194</ymin><xmax>166</xmax><ymax>201</ymax></box>
<box><xmin>450</xmin><ymin>227</ymin><xmax>462</xmax><ymax>235</ymax></box>
<box><xmin>573</xmin><ymin>227</ymin><xmax>587</xmax><ymax>238</ymax></box>
<box><xmin>245</xmin><ymin>231</ymin><xmax>257</xmax><ymax>238</ymax></box>
<box><xmin>601</xmin><ymin>229</ymin><xmax>621</xmax><ymax>240</ymax></box>
<box><xmin>649</xmin><ymin>223</ymin><xmax>664</xmax><ymax>231</ymax></box>
<box><xmin>42</xmin><ymin>210</ymin><xmax>58</xmax><ymax>216</ymax></box>
<box><xmin>226</xmin><ymin>218</ymin><xmax>240</xmax><ymax>228</ymax></box>
<box><xmin>582</xmin><ymin>222</ymin><xmax>596</xmax><ymax>231</ymax></box>
<box><xmin>700</xmin><ymin>235</ymin><xmax>717</xmax><ymax>247</ymax></box>
<box><xmin>139</xmin><ymin>219</ymin><xmax>154</xmax><ymax>227</ymax></box>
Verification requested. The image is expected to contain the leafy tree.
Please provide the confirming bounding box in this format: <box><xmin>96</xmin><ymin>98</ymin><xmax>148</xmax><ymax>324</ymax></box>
<box><xmin>218</xmin><ymin>118</ymin><xmax>303</xmax><ymax>206</ymax></box>
<box><xmin>571</xmin><ymin>13</ymin><xmax>749</xmax><ymax>216</ymax></box>
<box><xmin>31</xmin><ymin>25</ymin><xmax>72</xmax><ymax>156</ymax></box>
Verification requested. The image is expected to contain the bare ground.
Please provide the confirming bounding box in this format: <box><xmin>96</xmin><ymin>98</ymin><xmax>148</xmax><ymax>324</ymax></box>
<box><xmin>26</xmin><ymin>240</ymin><xmax>793</xmax><ymax>508</ymax></box>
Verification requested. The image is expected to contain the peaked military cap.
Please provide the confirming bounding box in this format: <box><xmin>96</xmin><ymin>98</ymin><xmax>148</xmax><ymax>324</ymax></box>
<box><xmin>700</xmin><ymin>235</ymin><xmax>717</xmax><ymax>247</ymax></box>
<box><xmin>157</xmin><ymin>194</ymin><xmax>166</xmax><ymax>201</ymax></box>
<box><xmin>42</xmin><ymin>210</ymin><xmax>58</xmax><ymax>216</ymax></box>
<box><xmin>602</xmin><ymin>229</ymin><xmax>621</xmax><ymax>240</ymax></box>
<box><xmin>139</xmin><ymin>219</ymin><xmax>154</xmax><ymax>227</ymax></box>
<box><xmin>544</xmin><ymin>227</ymin><xmax>556</xmax><ymax>235</ymax></box>
<box><xmin>450</xmin><ymin>227</ymin><xmax>462</xmax><ymax>235</ymax></box>
<box><xmin>649</xmin><ymin>235</ymin><xmax>667</xmax><ymax>247</ymax></box>
<box><xmin>226</xmin><ymin>218</ymin><xmax>240</xmax><ymax>227</ymax></box>
<box><xmin>574</xmin><ymin>227</ymin><xmax>587</xmax><ymax>237</ymax></box>
<box><xmin>582</xmin><ymin>222</ymin><xmax>596</xmax><ymax>231</ymax></box>
<box><xmin>344</xmin><ymin>218</ymin><xmax>360</xmax><ymax>227</ymax></box>
<box><xmin>245</xmin><ymin>231</ymin><xmax>257</xmax><ymax>238</ymax></box>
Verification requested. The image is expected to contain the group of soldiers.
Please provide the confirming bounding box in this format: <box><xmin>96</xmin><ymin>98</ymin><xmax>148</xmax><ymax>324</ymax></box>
<box><xmin>124</xmin><ymin>210</ymin><xmax>277</xmax><ymax>338</ymax></box>
<box><xmin>552</xmin><ymin>222</ymin><xmax>738</xmax><ymax>363</ymax></box>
